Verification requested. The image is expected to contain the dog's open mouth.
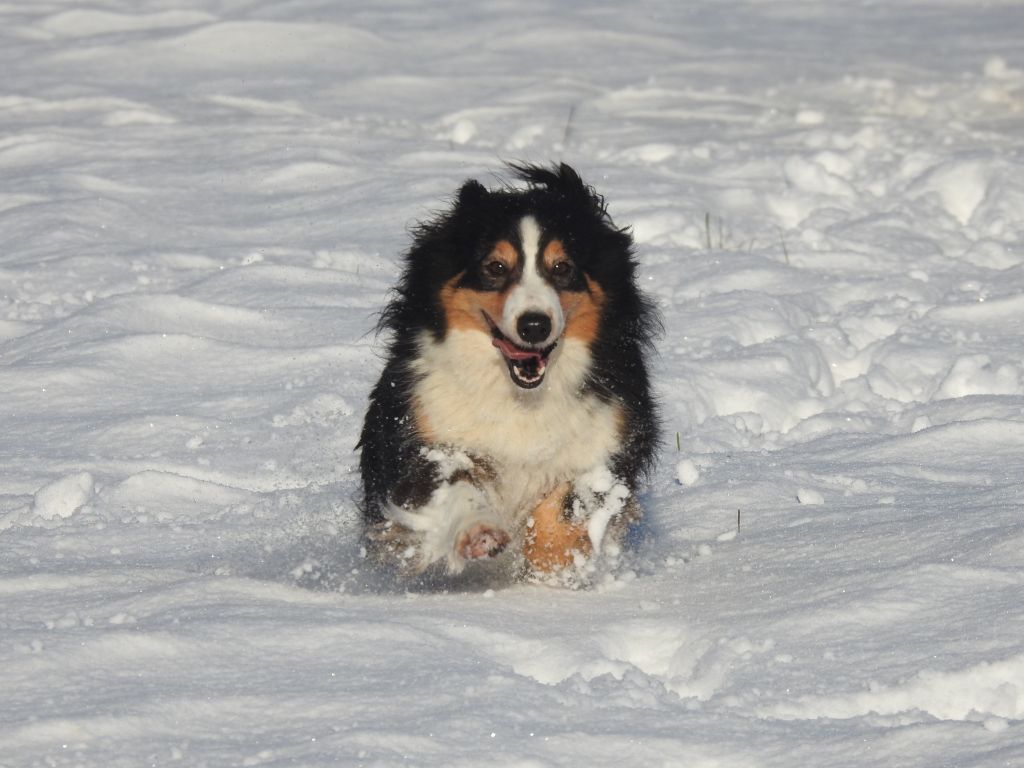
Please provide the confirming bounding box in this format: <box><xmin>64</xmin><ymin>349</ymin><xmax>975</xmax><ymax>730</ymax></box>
<box><xmin>484</xmin><ymin>314</ymin><xmax>556</xmax><ymax>389</ymax></box>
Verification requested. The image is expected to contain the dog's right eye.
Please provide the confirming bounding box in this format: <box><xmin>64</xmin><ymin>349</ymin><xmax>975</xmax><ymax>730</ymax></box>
<box><xmin>484</xmin><ymin>261</ymin><xmax>508</xmax><ymax>279</ymax></box>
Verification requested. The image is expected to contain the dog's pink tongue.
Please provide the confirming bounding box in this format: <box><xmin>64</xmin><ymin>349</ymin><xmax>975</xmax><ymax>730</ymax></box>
<box><xmin>492</xmin><ymin>337</ymin><xmax>542</xmax><ymax>362</ymax></box>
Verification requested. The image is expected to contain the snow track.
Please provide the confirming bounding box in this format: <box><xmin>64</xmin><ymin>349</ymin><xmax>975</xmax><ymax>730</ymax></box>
<box><xmin>2</xmin><ymin>1</ymin><xmax>1024</xmax><ymax>766</ymax></box>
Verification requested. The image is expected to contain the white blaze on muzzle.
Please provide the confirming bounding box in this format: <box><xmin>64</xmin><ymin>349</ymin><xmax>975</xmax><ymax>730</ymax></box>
<box><xmin>500</xmin><ymin>215</ymin><xmax>565</xmax><ymax>347</ymax></box>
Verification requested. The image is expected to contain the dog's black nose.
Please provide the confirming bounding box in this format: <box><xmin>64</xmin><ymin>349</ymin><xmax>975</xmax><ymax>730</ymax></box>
<box><xmin>517</xmin><ymin>312</ymin><xmax>552</xmax><ymax>345</ymax></box>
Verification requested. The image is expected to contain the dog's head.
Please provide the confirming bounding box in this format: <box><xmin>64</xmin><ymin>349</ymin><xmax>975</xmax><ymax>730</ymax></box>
<box><xmin>387</xmin><ymin>163</ymin><xmax>639</xmax><ymax>391</ymax></box>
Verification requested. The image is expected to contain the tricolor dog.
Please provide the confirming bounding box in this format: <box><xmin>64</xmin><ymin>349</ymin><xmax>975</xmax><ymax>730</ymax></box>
<box><xmin>358</xmin><ymin>163</ymin><xmax>659</xmax><ymax>580</ymax></box>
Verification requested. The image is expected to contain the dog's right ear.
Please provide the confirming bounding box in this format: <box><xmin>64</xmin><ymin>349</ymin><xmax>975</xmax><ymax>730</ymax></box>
<box><xmin>457</xmin><ymin>179</ymin><xmax>488</xmax><ymax>208</ymax></box>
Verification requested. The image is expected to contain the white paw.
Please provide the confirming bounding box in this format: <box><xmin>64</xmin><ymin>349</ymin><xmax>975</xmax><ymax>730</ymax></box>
<box><xmin>386</xmin><ymin>480</ymin><xmax>504</xmax><ymax>573</ymax></box>
<box><xmin>457</xmin><ymin>523</ymin><xmax>511</xmax><ymax>561</ymax></box>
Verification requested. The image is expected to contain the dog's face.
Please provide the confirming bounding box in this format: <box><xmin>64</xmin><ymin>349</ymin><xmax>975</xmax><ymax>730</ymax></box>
<box><xmin>440</xmin><ymin>205</ymin><xmax>605</xmax><ymax>390</ymax></box>
<box><xmin>391</xmin><ymin>166</ymin><xmax>636</xmax><ymax>395</ymax></box>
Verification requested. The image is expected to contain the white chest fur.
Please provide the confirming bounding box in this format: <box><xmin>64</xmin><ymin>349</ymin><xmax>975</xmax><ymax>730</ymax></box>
<box><xmin>410</xmin><ymin>329</ymin><xmax>621</xmax><ymax>519</ymax></box>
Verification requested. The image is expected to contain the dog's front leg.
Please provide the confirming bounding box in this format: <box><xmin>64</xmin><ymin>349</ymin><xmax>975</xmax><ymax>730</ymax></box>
<box><xmin>368</xmin><ymin>447</ymin><xmax>508</xmax><ymax>574</ymax></box>
<box><xmin>524</xmin><ymin>467</ymin><xmax>639</xmax><ymax>574</ymax></box>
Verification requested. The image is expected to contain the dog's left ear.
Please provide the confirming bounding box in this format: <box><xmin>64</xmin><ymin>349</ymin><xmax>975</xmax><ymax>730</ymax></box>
<box><xmin>510</xmin><ymin>162</ymin><xmax>606</xmax><ymax>220</ymax></box>
<box><xmin>556</xmin><ymin>163</ymin><xmax>610</xmax><ymax>222</ymax></box>
<box><xmin>552</xmin><ymin>163</ymin><xmax>587</xmax><ymax>198</ymax></box>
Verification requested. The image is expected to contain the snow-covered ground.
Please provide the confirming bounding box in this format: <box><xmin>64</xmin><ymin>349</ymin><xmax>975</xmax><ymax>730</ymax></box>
<box><xmin>3</xmin><ymin>1</ymin><xmax>1024</xmax><ymax>765</ymax></box>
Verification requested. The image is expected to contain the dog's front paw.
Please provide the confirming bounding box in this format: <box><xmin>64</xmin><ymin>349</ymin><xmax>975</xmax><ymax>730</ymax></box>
<box><xmin>379</xmin><ymin>479</ymin><xmax>507</xmax><ymax>574</ymax></box>
<box><xmin>457</xmin><ymin>523</ymin><xmax>510</xmax><ymax>561</ymax></box>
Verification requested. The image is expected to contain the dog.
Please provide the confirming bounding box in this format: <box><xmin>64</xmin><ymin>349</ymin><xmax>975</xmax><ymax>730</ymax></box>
<box><xmin>358</xmin><ymin>163</ymin><xmax>659</xmax><ymax>580</ymax></box>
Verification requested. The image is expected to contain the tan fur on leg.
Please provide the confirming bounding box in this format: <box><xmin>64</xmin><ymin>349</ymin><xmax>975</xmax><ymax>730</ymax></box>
<box><xmin>523</xmin><ymin>482</ymin><xmax>591</xmax><ymax>572</ymax></box>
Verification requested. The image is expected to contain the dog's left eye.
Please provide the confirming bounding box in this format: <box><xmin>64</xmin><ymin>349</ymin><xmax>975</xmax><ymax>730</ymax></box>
<box><xmin>551</xmin><ymin>261</ymin><xmax>574</xmax><ymax>279</ymax></box>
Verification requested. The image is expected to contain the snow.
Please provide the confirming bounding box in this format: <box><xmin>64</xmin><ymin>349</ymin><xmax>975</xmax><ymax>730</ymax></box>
<box><xmin>2</xmin><ymin>0</ymin><xmax>1023</xmax><ymax>766</ymax></box>
<box><xmin>675</xmin><ymin>458</ymin><xmax>700</xmax><ymax>487</ymax></box>
<box><xmin>28</xmin><ymin>472</ymin><xmax>95</xmax><ymax>522</ymax></box>
<box><xmin>794</xmin><ymin>487</ymin><xmax>824</xmax><ymax>506</ymax></box>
